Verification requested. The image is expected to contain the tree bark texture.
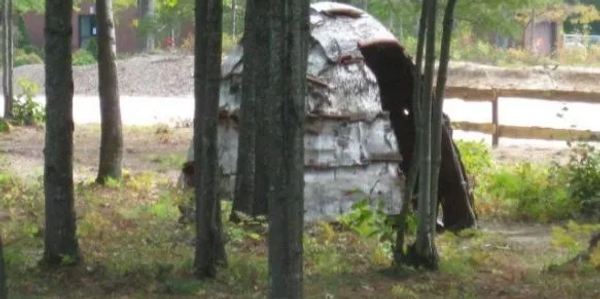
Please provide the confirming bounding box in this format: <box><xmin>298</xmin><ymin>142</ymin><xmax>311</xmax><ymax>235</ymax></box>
<box><xmin>2</xmin><ymin>0</ymin><xmax>14</xmax><ymax>119</ymax></box>
<box><xmin>96</xmin><ymin>0</ymin><xmax>124</xmax><ymax>184</ymax></box>
<box><xmin>263</xmin><ymin>0</ymin><xmax>309</xmax><ymax>298</ymax></box>
<box><xmin>430</xmin><ymin>0</ymin><xmax>457</xmax><ymax>232</ymax></box>
<box><xmin>0</xmin><ymin>235</ymin><xmax>6</xmax><ymax>299</ymax></box>
<box><xmin>193</xmin><ymin>0</ymin><xmax>226</xmax><ymax>279</ymax></box>
<box><xmin>413</xmin><ymin>0</ymin><xmax>439</xmax><ymax>270</ymax></box>
<box><xmin>43</xmin><ymin>0</ymin><xmax>80</xmax><ymax>266</ymax></box>
<box><xmin>231</xmin><ymin>0</ymin><xmax>260</xmax><ymax>220</ymax></box>
<box><xmin>233</xmin><ymin>0</ymin><xmax>270</xmax><ymax>219</ymax></box>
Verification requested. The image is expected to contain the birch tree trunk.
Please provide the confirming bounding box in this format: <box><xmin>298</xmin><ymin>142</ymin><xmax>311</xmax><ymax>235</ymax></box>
<box><xmin>193</xmin><ymin>0</ymin><xmax>227</xmax><ymax>279</ymax></box>
<box><xmin>43</xmin><ymin>0</ymin><xmax>80</xmax><ymax>266</ymax></box>
<box><xmin>264</xmin><ymin>0</ymin><xmax>309</xmax><ymax>297</ymax></box>
<box><xmin>96</xmin><ymin>0</ymin><xmax>124</xmax><ymax>184</ymax></box>
<box><xmin>2</xmin><ymin>0</ymin><xmax>14</xmax><ymax>119</ymax></box>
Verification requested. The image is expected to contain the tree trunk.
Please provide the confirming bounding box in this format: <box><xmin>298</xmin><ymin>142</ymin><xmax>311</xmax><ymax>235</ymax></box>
<box><xmin>411</xmin><ymin>0</ymin><xmax>439</xmax><ymax>270</ymax></box>
<box><xmin>263</xmin><ymin>0</ymin><xmax>309</xmax><ymax>298</ymax></box>
<box><xmin>430</xmin><ymin>0</ymin><xmax>457</xmax><ymax>232</ymax></box>
<box><xmin>231</xmin><ymin>0</ymin><xmax>269</xmax><ymax>220</ymax></box>
<box><xmin>43</xmin><ymin>0</ymin><xmax>80</xmax><ymax>266</ymax></box>
<box><xmin>2</xmin><ymin>0</ymin><xmax>14</xmax><ymax>119</ymax></box>
<box><xmin>139</xmin><ymin>0</ymin><xmax>155</xmax><ymax>52</ymax></box>
<box><xmin>0</xmin><ymin>235</ymin><xmax>6</xmax><ymax>299</ymax></box>
<box><xmin>193</xmin><ymin>0</ymin><xmax>226</xmax><ymax>279</ymax></box>
<box><xmin>231</xmin><ymin>0</ymin><xmax>237</xmax><ymax>36</ymax></box>
<box><xmin>95</xmin><ymin>0</ymin><xmax>124</xmax><ymax>184</ymax></box>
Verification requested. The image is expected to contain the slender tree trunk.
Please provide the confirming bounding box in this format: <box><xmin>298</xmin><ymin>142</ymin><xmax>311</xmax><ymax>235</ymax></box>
<box><xmin>411</xmin><ymin>0</ymin><xmax>439</xmax><ymax>270</ymax></box>
<box><xmin>96</xmin><ymin>0</ymin><xmax>123</xmax><ymax>184</ymax></box>
<box><xmin>264</xmin><ymin>0</ymin><xmax>309</xmax><ymax>298</ymax></box>
<box><xmin>430</xmin><ymin>0</ymin><xmax>456</xmax><ymax>234</ymax></box>
<box><xmin>393</xmin><ymin>0</ymin><xmax>428</xmax><ymax>266</ymax></box>
<box><xmin>231</xmin><ymin>0</ymin><xmax>237</xmax><ymax>36</ymax></box>
<box><xmin>193</xmin><ymin>0</ymin><xmax>226</xmax><ymax>279</ymax></box>
<box><xmin>139</xmin><ymin>0</ymin><xmax>155</xmax><ymax>52</ymax></box>
<box><xmin>0</xmin><ymin>235</ymin><xmax>6</xmax><ymax>299</ymax></box>
<box><xmin>2</xmin><ymin>0</ymin><xmax>14</xmax><ymax>119</ymax></box>
<box><xmin>43</xmin><ymin>0</ymin><xmax>80</xmax><ymax>266</ymax></box>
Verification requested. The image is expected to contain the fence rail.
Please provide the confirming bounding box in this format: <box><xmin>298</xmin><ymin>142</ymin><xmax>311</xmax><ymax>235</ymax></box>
<box><xmin>443</xmin><ymin>86</ymin><xmax>600</xmax><ymax>147</ymax></box>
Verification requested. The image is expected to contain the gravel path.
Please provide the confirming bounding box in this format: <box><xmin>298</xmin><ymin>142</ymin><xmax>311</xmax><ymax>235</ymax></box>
<box><xmin>7</xmin><ymin>54</ymin><xmax>195</xmax><ymax>97</ymax></box>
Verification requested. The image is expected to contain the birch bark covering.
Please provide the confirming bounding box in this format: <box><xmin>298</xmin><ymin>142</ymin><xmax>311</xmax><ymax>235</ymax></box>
<box><xmin>184</xmin><ymin>2</ymin><xmax>403</xmax><ymax>222</ymax></box>
<box><xmin>43</xmin><ymin>0</ymin><xmax>80</xmax><ymax>265</ymax></box>
<box><xmin>96</xmin><ymin>0</ymin><xmax>124</xmax><ymax>183</ymax></box>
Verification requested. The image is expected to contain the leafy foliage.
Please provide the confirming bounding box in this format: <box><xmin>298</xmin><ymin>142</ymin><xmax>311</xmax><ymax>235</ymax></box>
<box><xmin>14</xmin><ymin>49</ymin><xmax>43</xmax><ymax>67</ymax></box>
<box><xmin>458</xmin><ymin>140</ymin><xmax>600</xmax><ymax>222</ymax></box>
<box><xmin>72</xmin><ymin>49</ymin><xmax>97</xmax><ymax>66</ymax></box>
<box><xmin>13</xmin><ymin>78</ymin><xmax>44</xmax><ymax>126</ymax></box>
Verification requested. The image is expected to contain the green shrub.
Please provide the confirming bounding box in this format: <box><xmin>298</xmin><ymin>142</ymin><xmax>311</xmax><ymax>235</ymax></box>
<box><xmin>85</xmin><ymin>37</ymin><xmax>99</xmax><ymax>58</ymax></box>
<box><xmin>455</xmin><ymin>140</ymin><xmax>494</xmax><ymax>177</ymax></box>
<box><xmin>72</xmin><ymin>49</ymin><xmax>97</xmax><ymax>66</ymax></box>
<box><xmin>14</xmin><ymin>50</ymin><xmax>43</xmax><ymax>67</ymax></box>
<box><xmin>485</xmin><ymin>163</ymin><xmax>575</xmax><ymax>222</ymax></box>
<box><xmin>16</xmin><ymin>14</ymin><xmax>31</xmax><ymax>48</ymax></box>
<box><xmin>562</xmin><ymin>143</ymin><xmax>600</xmax><ymax>219</ymax></box>
<box><xmin>20</xmin><ymin>44</ymin><xmax>44</xmax><ymax>58</ymax></box>
<box><xmin>13</xmin><ymin>78</ymin><xmax>44</xmax><ymax>126</ymax></box>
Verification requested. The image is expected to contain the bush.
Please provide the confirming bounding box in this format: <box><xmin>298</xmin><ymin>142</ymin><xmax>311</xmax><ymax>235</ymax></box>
<box><xmin>562</xmin><ymin>144</ymin><xmax>600</xmax><ymax>219</ymax></box>
<box><xmin>14</xmin><ymin>50</ymin><xmax>43</xmax><ymax>67</ymax></box>
<box><xmin>484</xmin><ymin>162</ymin><xmax>575</xmax><ymax>222</ymax></box>
<box><xmin>462</xmin><ymin>139</ymin><xmax>600</xmax><ymax>222</ymax></box>
<box><xmin>72</xmin><ymin>49</ymin><xmax>97</xmax><ymax>66</ymax></box>
<box><xmin>13</xmin><ymin>78</ymin><xmax>44</xmax><ymax>126</ymax></box>
<box><xmin>19</xmin><ymin>45</ymin><xmax>44</xmax><ymax>58</ymax></box>
<box><xmin>85</xmin><ymin>37</ymin><xmax>99</xmax><ymax>58</ymax></box>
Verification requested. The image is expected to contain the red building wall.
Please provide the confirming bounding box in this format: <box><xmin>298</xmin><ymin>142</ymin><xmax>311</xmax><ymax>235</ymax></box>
<box><xmin>23</xmin><ymin>3</ymin><xmax>140</xmax><ymax>53</ymax></box>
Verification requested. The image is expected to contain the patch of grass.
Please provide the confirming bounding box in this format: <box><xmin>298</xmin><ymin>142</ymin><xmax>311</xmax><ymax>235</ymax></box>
<box><xmin>149</xmin><ymin>154</ymin><xmax>186</xmax><ymax>173</ymax></box>
<box><xmin>2</xmin><ymin>162</ymin><xmax>600</xmax><ymax>299</ymax></box>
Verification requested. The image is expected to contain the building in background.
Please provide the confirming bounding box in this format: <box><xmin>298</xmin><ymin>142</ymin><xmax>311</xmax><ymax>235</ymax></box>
<box><xmin>523</xmin><ymin>16</ymin><xmax>562</xmax><ymax>56</ymax></box>
<box><xmin>23</xmin><ymin>3</ymin><xmax>140</xmax><ymax>53</ymax></box>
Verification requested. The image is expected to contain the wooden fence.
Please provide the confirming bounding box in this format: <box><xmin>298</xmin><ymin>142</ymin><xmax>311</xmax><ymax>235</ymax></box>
<box><xmin>443</xmin><ymin>86</ymin><xmax>600</xmax><ymax>147</ymax></box>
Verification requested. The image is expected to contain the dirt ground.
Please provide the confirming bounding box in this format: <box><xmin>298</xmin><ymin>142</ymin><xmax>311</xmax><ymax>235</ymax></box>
<box><xmin>0</xmin><ymin>124</ymin><xmax>192</xmax><ymax>183</ymax></box>
<box><xmin>0</xmin><ymin>124</ymin><xmax>569</xmax><ymax>179</ymax></box>
<box><xmin>0</xmin><ymin>124</ymin><xmax>560</xmax><ymax>247</ymax></box>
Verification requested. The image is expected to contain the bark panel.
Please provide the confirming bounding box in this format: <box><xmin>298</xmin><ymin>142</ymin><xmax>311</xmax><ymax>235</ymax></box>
<box><xmin>359</xmin><ymin>38</ymin><xmax>477</xmax><ymax>232</ymax></box>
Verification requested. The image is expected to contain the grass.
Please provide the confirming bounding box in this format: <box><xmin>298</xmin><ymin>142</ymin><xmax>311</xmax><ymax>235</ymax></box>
<box><xmin>1</xmin><ymin>165</ymin><xmax>599</xmax><ymax>299</ymax></box>
<box><xmin>1</xmin><ymin>128</ymin><xmax>600</xmax><ymax>298</ymax></box>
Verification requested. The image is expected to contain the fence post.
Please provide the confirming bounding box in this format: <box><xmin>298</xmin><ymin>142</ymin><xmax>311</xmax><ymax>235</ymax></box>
<box><xmin>492</xmin><ymin>90</ymin><xmax>499</xmax><ymax>148</ymax></box>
